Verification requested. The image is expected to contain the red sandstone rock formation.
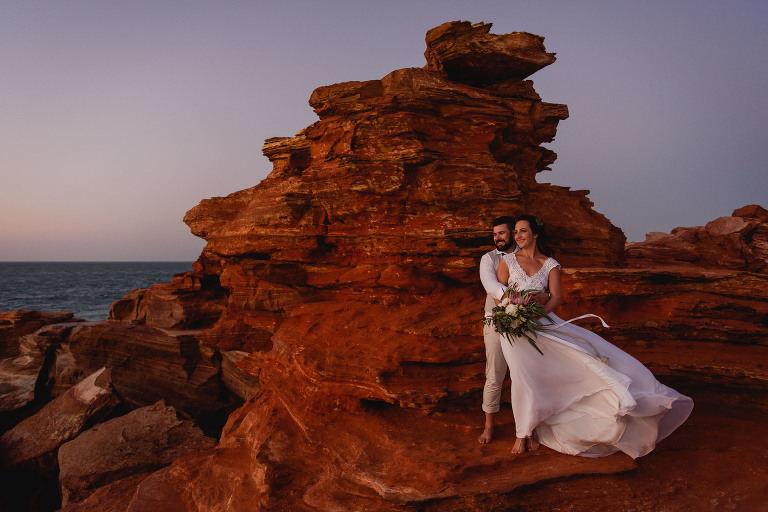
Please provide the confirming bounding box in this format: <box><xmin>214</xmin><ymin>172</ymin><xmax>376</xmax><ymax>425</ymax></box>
<box><xmin>626</xmin><ymin>204</ymin><xmax>768</xmax><ymax>272</ymax></box>
<box><xmin>82</xmin><ymin>21</ymin><xmax>648</xmax><ymax>510</ymax></box>
<box><xmin>52</xmin><ymin>21</ymin><xmax>764</xmax><ymax>511</ymax></box>
<box><xmin>59</xmin><ymin>473</ymin><xmax>152</xmax><ymax>512</ymax></box>
<box><xmin>35</xmin><ymin>20</ymin><xmax>633</xmax><ymax>511</ymax></box>
<box><xmin>3</xmin><ymin>21</ymin><xmax>768</xmax><ymax>512</ymax></box>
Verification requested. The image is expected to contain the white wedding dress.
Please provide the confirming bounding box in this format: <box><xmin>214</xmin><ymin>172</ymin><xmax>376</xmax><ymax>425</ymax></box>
<box><xmin>500</xmin><ymin>254</ymin><xmax>694</xmax><ymax>458</ymax></box>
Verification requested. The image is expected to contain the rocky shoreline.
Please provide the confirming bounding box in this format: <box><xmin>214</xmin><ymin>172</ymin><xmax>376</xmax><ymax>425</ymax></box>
<box><xmin>1</xmin><ymin>21</ymin><xmax>766</xmax><ymax>511</ymax></box>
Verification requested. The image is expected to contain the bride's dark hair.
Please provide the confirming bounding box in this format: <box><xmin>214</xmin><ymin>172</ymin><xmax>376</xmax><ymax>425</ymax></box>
<box><xmin>515</xmin><ymin>214</ymin><xmax>555</xmax><ymax>257</ymax></box>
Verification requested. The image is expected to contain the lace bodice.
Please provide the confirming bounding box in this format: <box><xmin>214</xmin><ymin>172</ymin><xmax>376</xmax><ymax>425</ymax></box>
<box><xmin>503</xmin><ymin>255</ymin><xmax>560</xmax><ymax>292</ymax></box>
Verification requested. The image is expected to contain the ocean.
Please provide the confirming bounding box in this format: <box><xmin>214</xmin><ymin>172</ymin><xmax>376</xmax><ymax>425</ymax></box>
<box><xmin>0</xmin><ymin>262</ymin><xmax>193</xmax><ymax>321</ymax></box>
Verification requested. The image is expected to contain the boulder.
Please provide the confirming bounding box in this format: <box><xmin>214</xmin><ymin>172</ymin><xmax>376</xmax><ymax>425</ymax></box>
<box><xmin>0</xmin><ymin>321</ymin><xmax>89</xmax><ymax>415</ymax></box>
<box><xmin>424</xmin><ymin>21</ymin><xmax>557</xmax><ymax>84</ymax></box>
<box><xmin>58</xmin><ymin>401</ymin><xmax>215</xmax><ymax>505</ymax></box>
<box><xmin>0</xmin><ymin>367</ymin><xmax>114</xmax><ymax>472</ymax></box>
<box><xmin>0</xmin><ymin>354</ymin><xmax>40</xmax><ymax>414</ymax></box>
<box><xmin>58</xmin><ymin>473</ymin><xmax>152</xmax><ymax>512</ymax></box>
<box><xmin>0</xmin><ymin>310</ymin><xmax>77</xmax><ymax>358</ymax></box>
<box><xmin>109</xmin><ymin>270</ymin><xmax>227</xmax><ymax>329</ymax></box>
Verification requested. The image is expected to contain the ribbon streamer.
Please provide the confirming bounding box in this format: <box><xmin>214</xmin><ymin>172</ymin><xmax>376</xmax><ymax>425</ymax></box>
<box><xmin>537</xmin><ymin>314</ymin><xmax>611</xmax><ymax>365</ymax></box>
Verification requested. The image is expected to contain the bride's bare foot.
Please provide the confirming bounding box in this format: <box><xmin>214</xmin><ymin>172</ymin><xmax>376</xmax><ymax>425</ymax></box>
<box><xmin>478</xmin><ymin>425</ymin><xmax>494</xmax><ymax>444</ymax></box>
<box><xmin>511</xmin><ymin>437</ymin><xmax>527</xmax><ymax>454</ymax></box>
<box><xmin>527</xmin><ymin>435</ymin><xmax>540</xmax><ymax>451</ymax></box>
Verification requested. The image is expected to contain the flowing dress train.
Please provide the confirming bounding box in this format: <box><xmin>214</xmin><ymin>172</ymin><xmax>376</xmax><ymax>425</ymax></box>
<box><xmin>500</xmin><ymin>255</ymin><xmax>694</xmax><ymax>458</ymax></box>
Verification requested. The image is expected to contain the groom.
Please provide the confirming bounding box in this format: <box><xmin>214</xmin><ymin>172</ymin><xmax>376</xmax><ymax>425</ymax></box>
<box><xmin>478</xmin><ymin>215</ymin><xmax>549</xmax><ymax>443</ymax></box>
<box><xmin>478</xmin><ymin>216</ymin><xmax>517</xmax><ymax>443</ymax></box>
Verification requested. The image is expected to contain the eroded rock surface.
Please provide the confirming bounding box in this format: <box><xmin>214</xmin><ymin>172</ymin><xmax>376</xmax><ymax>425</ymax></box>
<box><xmin>109</xmin><ymin>269</ymin><xmax>227</xmax><ymax>329</ymax></box>
<box><xmin>0</xmin><ymin>312</ymin><xmax>81</xmax><ymax>415</ymax></box>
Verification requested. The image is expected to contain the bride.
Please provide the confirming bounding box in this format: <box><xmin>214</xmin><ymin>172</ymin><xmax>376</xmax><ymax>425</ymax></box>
<box><xmin>495</xmin><ymin>215</ymin><xmax>694</xmax><ymax>457</ymax></box>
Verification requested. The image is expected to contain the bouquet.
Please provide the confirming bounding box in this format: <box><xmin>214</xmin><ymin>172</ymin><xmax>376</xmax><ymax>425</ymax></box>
<box><xmin>484</xmin><ymin>285</ymin><xmax>553</xmax><ymax>355</ymax></box>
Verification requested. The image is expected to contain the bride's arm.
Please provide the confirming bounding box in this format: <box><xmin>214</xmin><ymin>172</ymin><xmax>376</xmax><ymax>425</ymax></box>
<box><xmin>543</xmin><ymin>266</ymin><xmax>562</xmax><ymax>315</ymax></box>
<box><xmin>496</xmin><ymin>258</ymin><xmax>509</xmax><ymax>288</ymax></box>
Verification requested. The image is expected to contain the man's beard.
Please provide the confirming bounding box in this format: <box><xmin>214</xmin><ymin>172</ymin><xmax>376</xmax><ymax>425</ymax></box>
<box><xmin>496</xmin><ymin>240</ymin><xmax>515</xmax><ymax>252</ymax></box>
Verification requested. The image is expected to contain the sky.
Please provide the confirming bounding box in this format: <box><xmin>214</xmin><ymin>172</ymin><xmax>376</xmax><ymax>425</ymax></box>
<box><xmin>1</xmin><ymin>0</ymin><xmax>766</xmax><ymax>261</ymax></box>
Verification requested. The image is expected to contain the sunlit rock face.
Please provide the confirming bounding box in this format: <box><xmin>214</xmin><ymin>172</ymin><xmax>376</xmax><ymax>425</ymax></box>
<box><xmin>184</xmin><ymin>22</ymin><xmax>623</xmax><ymax>275</ymax></box>
<box><xmin>113</xmin><ymin>20</ymin><xmax>635</xmax><ymax>510</ymax></box>
<box><xmin>178</xmin><ymin>20</ymin><xmax>624</xmax><ymax>429</ymax></box>
<box><xmin>596</xmin><ymin>204</ymin><xmax>768</xmax><ymax>394</ymax></box>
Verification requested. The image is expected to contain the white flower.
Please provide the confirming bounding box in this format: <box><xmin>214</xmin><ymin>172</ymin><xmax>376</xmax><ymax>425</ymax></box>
<box><xmin>505</xmin><ymin>304</ymin><xmax>519</xmax><ymax>315</ymax></box>
<box><xmin>500</xmin><ymin>297</ymin><xmax>511</xmax><ymax>307</ymax></box>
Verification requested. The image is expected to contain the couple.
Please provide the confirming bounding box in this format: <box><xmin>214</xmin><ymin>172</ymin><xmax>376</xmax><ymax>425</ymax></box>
<box><xmin>478</xmin><ymin>215</ymin><xmax>693</xmax><ymax>457</ymax></box>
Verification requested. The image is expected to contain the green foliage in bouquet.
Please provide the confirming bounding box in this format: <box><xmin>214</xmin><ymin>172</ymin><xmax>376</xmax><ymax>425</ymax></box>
<box><xmin>484</xmin><ymin>285</ymin><xmax>554</xmax><ymax>355</ymax></box>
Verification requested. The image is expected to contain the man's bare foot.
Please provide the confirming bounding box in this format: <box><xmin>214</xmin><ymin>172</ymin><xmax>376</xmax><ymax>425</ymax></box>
<box><xmin>511</xmin><ymin>437</ymin><xmax>527</xmax><ymax>454</ymax></box>
<box><xmin>478</xmin><ymin>425</ymin><xmax>494</xmax><ymax>444</ymax></box>
<box><xmin>527</xmin><ymin>435</ymin><xmax>540</xmax><ymax>451</ymax></box>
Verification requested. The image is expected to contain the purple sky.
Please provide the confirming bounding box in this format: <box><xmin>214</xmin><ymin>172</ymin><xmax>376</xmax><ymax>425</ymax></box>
<box><xmin>2</xmin><ymin>1</ymin><xmax>766</xmax><ymax>261</ymax></box>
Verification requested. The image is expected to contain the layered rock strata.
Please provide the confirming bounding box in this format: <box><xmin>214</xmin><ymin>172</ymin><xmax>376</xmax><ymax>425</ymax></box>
<box><xmin>35</xmin><ymin>20</ymin><xmax>634</xmax><ymax>510</ymax></box>
<box><xmin>88</xmin><ymin>21</ymin><xmax>643</xmax><ymax>510</ymax></box>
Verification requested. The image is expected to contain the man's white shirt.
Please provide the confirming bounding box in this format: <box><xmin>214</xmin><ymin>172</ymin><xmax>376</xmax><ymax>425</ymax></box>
<box><xmin>480</xmin><ymin>247</ymin><xmax>519</xmax><ymax>317</ymax></box>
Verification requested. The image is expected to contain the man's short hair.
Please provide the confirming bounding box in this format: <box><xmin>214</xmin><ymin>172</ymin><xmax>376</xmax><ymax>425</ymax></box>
<box><xmin>492</xmin><ymin>216</ymin><xmax>515</xmax><ymax>230</ymax></box>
